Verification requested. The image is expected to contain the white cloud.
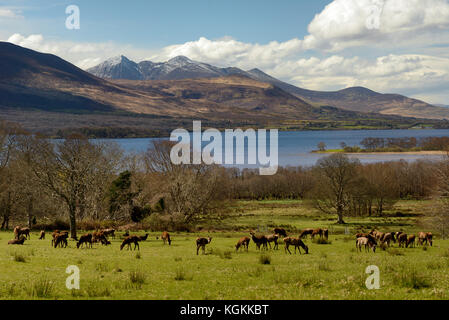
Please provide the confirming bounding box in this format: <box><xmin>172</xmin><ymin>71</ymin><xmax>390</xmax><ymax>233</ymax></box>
<box><xmin>5</xmin><ymin>33</ymin><xmax>156</xmax><ymax>69</ymax></box>
<box><xmin>4</xmin><ymin>0</ymin><xmax>449</xmax><ymax>102</ymax></box>
<box><xmin>0</xmin><ymin>8</ymin><xmax>22</xmax><ymax>19</ymax></box>
<box><xmin>304</xmin><ymin>0</ymin><xmax>449</xmax><ymax>51</ymax></box>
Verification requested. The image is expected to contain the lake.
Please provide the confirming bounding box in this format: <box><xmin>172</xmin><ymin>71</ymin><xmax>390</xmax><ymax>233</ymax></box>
<box><xmin>100</xmin><ymin>129</ymin><xmax>449</xmax><ymax>167</ymax></box>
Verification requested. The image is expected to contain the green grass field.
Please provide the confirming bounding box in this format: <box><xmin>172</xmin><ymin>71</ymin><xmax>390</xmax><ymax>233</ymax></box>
<box><xmin>1</xmin><ymin>200</ymin><xmax>448</xmax><ymax>300</ymax></box>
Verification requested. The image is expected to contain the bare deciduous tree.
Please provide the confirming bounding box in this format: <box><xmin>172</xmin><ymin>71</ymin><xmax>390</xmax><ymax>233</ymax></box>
<box><xmin>312</xmin><ymin>154</ymin><xmax>360</xmax><ymax>224</ymax></box>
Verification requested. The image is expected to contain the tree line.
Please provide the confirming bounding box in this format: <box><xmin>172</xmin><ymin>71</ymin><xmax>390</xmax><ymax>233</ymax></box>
<box><xmin>1</xmin><ymin>121</ymin><xmax>448</xmax><ymax>237</ymax></box>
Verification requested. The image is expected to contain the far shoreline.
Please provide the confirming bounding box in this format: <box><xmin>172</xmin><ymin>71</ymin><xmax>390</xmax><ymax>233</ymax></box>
<box><xmin>312</xmin><ymin>150</ymin><xmax>448</xmax><ymax>155</ymax></box>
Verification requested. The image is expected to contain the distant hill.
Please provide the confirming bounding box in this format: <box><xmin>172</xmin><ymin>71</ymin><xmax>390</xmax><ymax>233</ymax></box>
<box><xmin>88</xmin><ymin>55</ymin><xmax>449</xmax><ymax>120</ymax></box>
<box><xmin>1</xmin><ymin>42</ymin><xmax>447</xmax><ymax>137</ymax></box>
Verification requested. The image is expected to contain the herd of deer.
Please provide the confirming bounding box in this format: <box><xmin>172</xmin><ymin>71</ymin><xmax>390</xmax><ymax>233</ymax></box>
<box><xmin>6</xmin><ymin>225</ymin><xmax>434</xmax><ymax>256</ymax></box>
<box><xmin>355</xmin><ymin>229</ymin><xmax>433</xmax><ymax>253</ymax></box>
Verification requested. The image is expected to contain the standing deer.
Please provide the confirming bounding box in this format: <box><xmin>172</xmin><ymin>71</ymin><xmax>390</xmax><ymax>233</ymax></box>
<box><xmin>161</xmin><ymin>231</ymin><xmax>171</xmax><ymax>245</ymax></box>
<box><xmin>76</xmin><ymin>234</ymin><xmax>93</xmax><ymax>249</ymax></box>
<box><xmin>196</xmin><ymin>237</ymin><xmax>212</xmax><ymax>255</ymax></box>
<box><xmin>249</xmin><ymin>231</ymin><xmax>268</xmax><ymax>251</ymax></box>
<box><xmin>266</xmin><ymin>234</ymin><xmax>279</xmax><ymax>250</ymax></box>
<box><xmin>398</xmin><ymin>233</ymin><xmax>408</xmax><ymax>248</ymax></box>
<box><xmin>39</xmin><ymin>230</ymin><xmax>45</xmax><ymax>240</ymax></box>
<box><xmin>273</xmin><ymin>228</ymin><xmax>287</xmax><ymax>237</ymax></box>
<box><xmin>299</xmin><ymin>228</ymin><xmax>314</xmax><ymax>239</ymax></box>
<box><xmin>406</xmin><ymin>234</ymin><xmax>416</xmax><ymax>248</ymax></box>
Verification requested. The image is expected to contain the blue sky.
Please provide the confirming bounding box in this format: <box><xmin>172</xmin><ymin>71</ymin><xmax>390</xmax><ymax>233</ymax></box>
<box><xmin>1</xmin><ymin>0</ymin><xmax>331</xmax><ymax>46</ymax></box>
<box><xmin>1</xmin><ymin>0</ymin><xmax>449</xmax><ymax>103</ymax></box>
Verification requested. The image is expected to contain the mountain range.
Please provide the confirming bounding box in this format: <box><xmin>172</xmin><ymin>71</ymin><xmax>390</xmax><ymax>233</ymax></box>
<box><xmin>88</xmin><ymin>55</ymin><xmax>449</xmax><ymax>120</ymax></box>
<box><xmin>0</xmin><ymin>41</ymin><xmax>448</xmax><ymax>137</ymax></box>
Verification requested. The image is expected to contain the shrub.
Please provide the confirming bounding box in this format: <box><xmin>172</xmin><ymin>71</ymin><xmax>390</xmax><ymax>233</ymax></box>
<box><xmin>11</xmin><ymin>252</ymin><xmax>27</xmax><ymax>263</ymax></box>
<box><xmin>129</xmin><ymin>270</ymin><xmax>146</xmax><ymax>288</ymax></box>
<box><xmin>312</xmin><ymin>238</ymin><xmax>332</xmax><ymax>245</ymax></box>
<box><xmin>393</xmin><ymin>269</ymin><xmax>431</xmax><ymax>289</ymax></box>
<box><xmin>28</xmin><ymin>278</ymin><xmax>54</xmax><ymax>298</ymax></box>
<box><xmin>259</xmin><ymin>254</ymin><xmax>271</xmax><ymax>265</ymax></box>
<box><xmin>318</xmin><ymin>260</ymin><xmax>331</xmax><ymax>271</ymax></box>
<box><xmin>174</xmin><ymin>268</ymin><xmax>193</xmax><ymax>281</ymax></box>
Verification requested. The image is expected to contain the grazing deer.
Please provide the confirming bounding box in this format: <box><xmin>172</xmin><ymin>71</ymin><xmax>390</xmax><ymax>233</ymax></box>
<box><xmin>299</xmin><ymin>228</ymin><xmax>314</xmax><ymax>239</ymax></box>
<box><xmin>370</xmin><ymin>230</ymin><xmax>384</xmax><ymax>241</ymax></box>
<box><xmin>54</xmin><ymin>232</ymin><xmax>69</xmax><ymax>248</ymax></box>
<box><xmin>398</xmin><ymin>233</ymin><xmax>408</xmax><ymax>248</ymax></box>
<box><xmin>102</xmin><ymin>228</ymin><xmax>116</xmax><ymax>239</ymax></box>
<box><xmin>235</xmin><ymin>236</ymin><xmax>250</xmax><ymax>252</ymax></box>
<box><xmin>196</xmin><ymin>237</ymin><xmax>212</xmax><ymax>255</ymax></box>
<box><xmin>323</xmin><ymin>229</ymin><xmax>329</xmax><ymax>240</ymax></box>
<box><xmin>356</xmin><ymin>232</ymin><xmax>370</xmax><ymax>239</ymax></box>
<box><xmin>273</xmin><ymin>228</ymin><xmax>287</xmax><ymax>237</ymax></box>
<box><xmin>93</xmin><ymin>231</ymin><xmax>111</xmax><ymax>245</ymax></box>
<box><xmin>8</xmin><ymin>236</ymin><xmax>26</xmax><ymax>245</ymax></box>
<box><xmin>76</xmin><ymin>234</ymin><xmax>93</xmax><ymax>249</ymax></box>
<box><xmin>266</xmin><ymin>234</ymin><xmax>279</xmax><ymax>250</ymax></box>
<box><xmin>39</xmin><ymin>230</ymin><xmax>45</xmax><ymax>240</ymax></box>
<box><xmin>249</xmin><ymin>231</ymin><xmax>268</xmax><ymax>251</ymax></box>
<box><xmin>356</xmin><ymin>237</ymin><xmax>376</xmax><ymax>253</ymax></box>
<box><xmin>120</xmin><ymin>235</ymin><xmax>140</xmax><ymax>251</ymax></box>
<box><xmin>311</xmin><ymin>228</ymin><xmax>323</xmax><ymax>239</ymax></box>
<box><xmin>418</xmin><ymin>232</ymin><xmax>433</xmax><ymax>246</ymax></box>
<box><xmin>406</xmin><ymin>234</ymin><xmax>416</xmax><ymax>248</ymax></box>
<box><xmin>161</xmin><ymin>231</ymin><xmax>171</xmax><ymax>245</ymax></box>
<box><xmin>283</xmin><ymin>237</ymin><xmax>309</xmax><ymax>254</ymax></box>
<box><xmin>381</xmin><ymin>232</ymin><xmax>394</xmax><ymax>247</ymax></box>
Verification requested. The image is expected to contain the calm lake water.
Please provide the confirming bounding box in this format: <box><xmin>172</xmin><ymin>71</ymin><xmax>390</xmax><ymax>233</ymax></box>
<box><xmin>100</xmin><ymin>129</ymin><xmax>449</xmax><ymax>167</ymax></box>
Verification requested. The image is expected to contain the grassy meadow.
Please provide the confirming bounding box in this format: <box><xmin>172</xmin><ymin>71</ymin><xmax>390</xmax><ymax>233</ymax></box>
<box><xmin>1</xmin><ymin>200</ymin><xmax>448</xmax><ymax>300</ymax></box>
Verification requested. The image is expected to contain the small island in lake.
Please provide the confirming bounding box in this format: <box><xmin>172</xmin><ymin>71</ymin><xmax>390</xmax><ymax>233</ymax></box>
<box><xmin>313</xmin><ymin>136</ymin><xmax>449</xmax><ymax>154</ymax></box>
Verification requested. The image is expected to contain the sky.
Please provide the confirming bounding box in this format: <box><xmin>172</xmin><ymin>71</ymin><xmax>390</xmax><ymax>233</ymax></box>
<box><xmin>1</xmin><ymin>0</ymin><xmax>449</xmax><ymax>104</ymax></box>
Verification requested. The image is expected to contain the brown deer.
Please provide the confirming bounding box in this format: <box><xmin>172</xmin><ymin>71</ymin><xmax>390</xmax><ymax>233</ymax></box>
<box><xmin>161</xmin><ymin>231</ymin><xmax>171</xmax><ymax>245</ymax></box>
<box><xmin>418</xmin><ymin>232</ymin><xmax>433</xmax><ymax>246</ymax></box>
<box><xmin>93</xmin><ymin>231</ymin><xmax>111</xmax><ymax>245</ymax></box>
<box><xmin>311</xmin><ymin>228</ymin><xmax>323</xmax><ymax>239</ymax></box>
<box><xmin>137</xmin><ymin>233</ymin><xmax>149</xmax><ymax>241</ymax></box>
<box><xmin>381</xmin><ymin>232</ymin><xmax>394</xmax><ymax>247</ymax></box>
<box><xmin>283</xmin><ymin>237</ymin><xmax>309</xmax><ymax>254</ymax></box>
<box><xmin>273</xmin><ymin>228</ymin><xmax>287</xmax><ymax>237</ymax></box>
<box><xmin>266</xmin><ymin>234</ymin><xmax>279</xmax><ymax>250</ymax></box>
<box><xmin>406</xmin><ymin>234</ymin><xmax>416</xmax><ymax>248</ymax></box>
<box><xmin>54</xmin><ymin>232</ymin><xmax>69</xmax><ymax>248</ymax></box>
<box><xmin>323</xmin><ymin>229</ymin><xmax>329</xmax><ymax>240</ymax></box>
<box><xmin>76</xmin><ymin>234</ymin><xmax>93</xmax><ymax>249</ymax></box>
<box><xmin>249</xmin><ymin>231</ymin><xmax>268</xmax><ymax>250</ymax></box>
<box><xmin>235</xmin><ymin>236</ymin><xmax>250</xmax><ymax>252</ymax></box>
<box><xmin>196</xmin><ymin>237</ymin><xmax>212</xmax><ymax>255</ymax></box>
<box><xmin>299</xmin><ymin>228</ymin><xmax>314</xmax><ymax>239</ymax></box>
<box><xmin>39</xmin><ymin>230</ymin><xmax>45</xmax><ymax>240</ymax></box>
<box><xmin>102</xmin><ymin>228</ymin><xmax>116</xmax><ymax>239</ymax></box>
<box><xmin>398</xmin><ymin>233</ymin><xmax>408</xmax><ymax>248</ymax></box>
<box><xmin>8</xmin><ymin>236</ymin><xmax>26</xmax><ymax>245</ymax></box>
<box><xmin>14</xmin><ymin>226</ymin><xmax>30</xmax><ymax>240</ymax></box>
<box><xmin>120</xmin><ymin>235</ymin><xmax>140</xmax><ymax>251</ymax></box>
<box><xmin>356</xmin><ymin>236</ymin><xmax>376</xmax><ymax>253</ymax></box>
